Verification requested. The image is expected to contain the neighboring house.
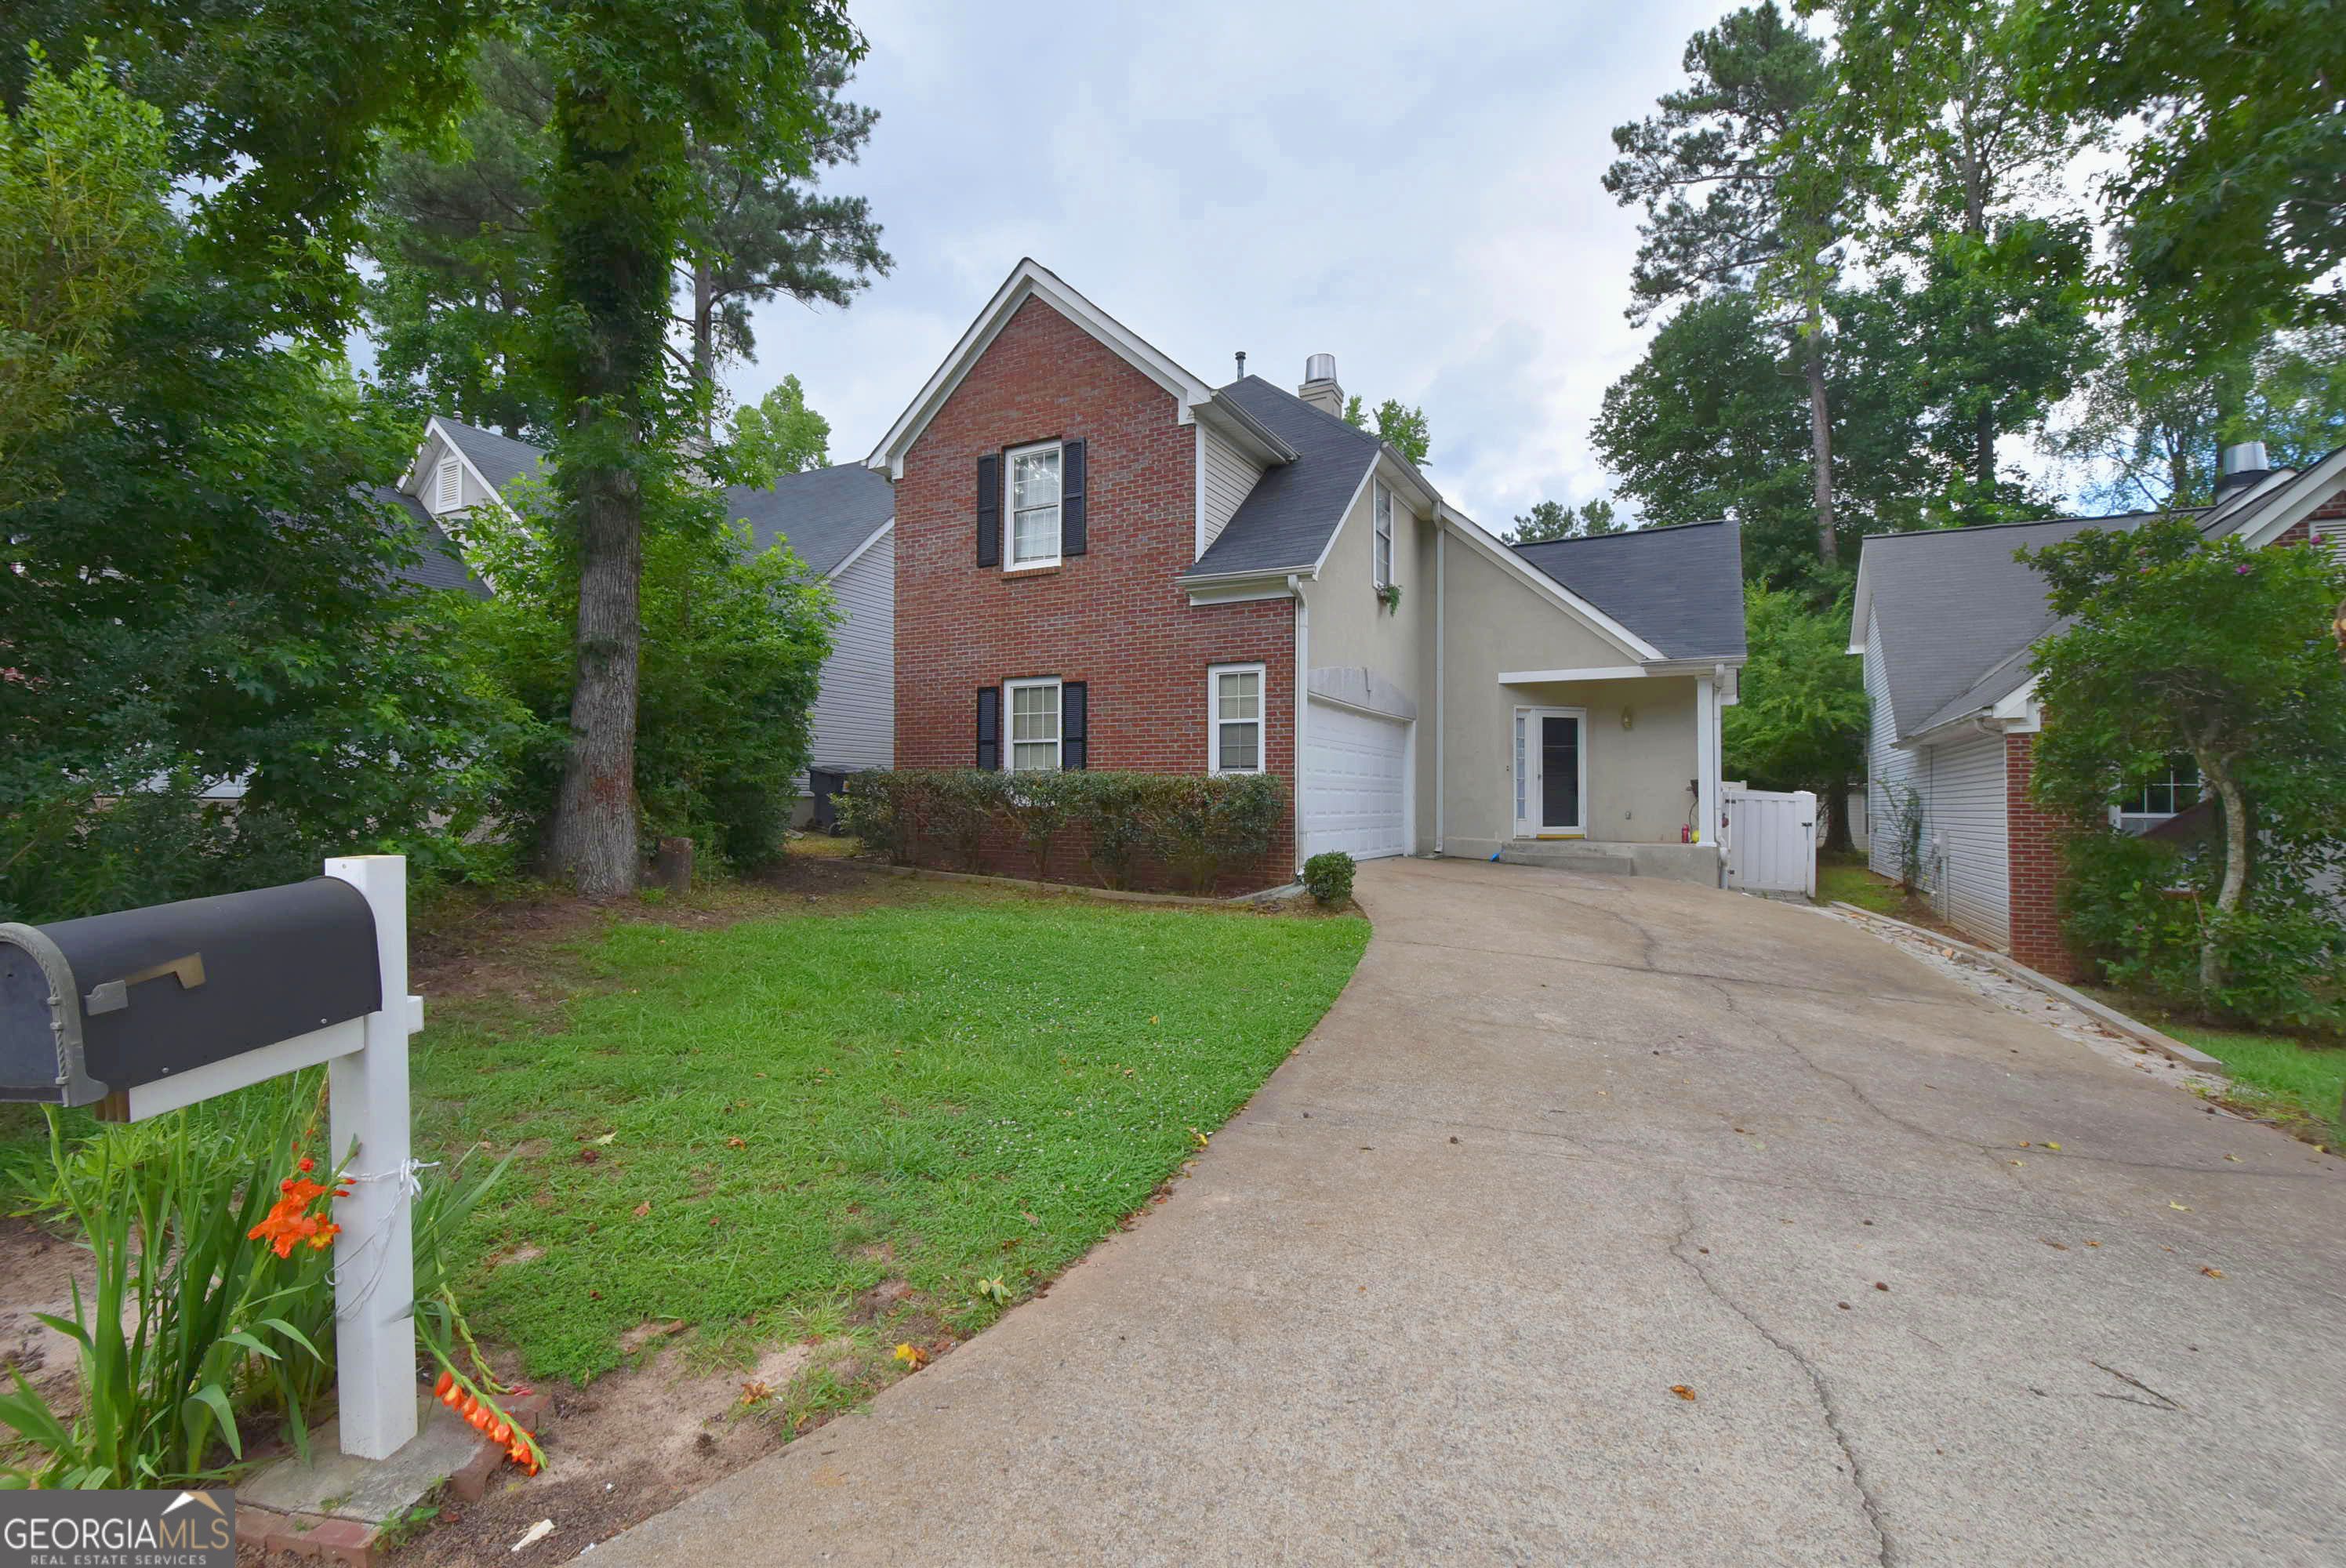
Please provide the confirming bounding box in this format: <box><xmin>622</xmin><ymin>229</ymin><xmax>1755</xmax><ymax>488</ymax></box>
<box><xmin>399</xmin><ymin>416</ymin><xmax>897</xmax><ymax>807</ymax></box>
<box><xmin>1851</xmin><ymin>440</ymin><xmax>2346</xmax><ymax>977</ymax></box>
<box><xmin>866</xmin><ymin>259</ymin><xmax>1747</xmax><ymax>886</ymax></box>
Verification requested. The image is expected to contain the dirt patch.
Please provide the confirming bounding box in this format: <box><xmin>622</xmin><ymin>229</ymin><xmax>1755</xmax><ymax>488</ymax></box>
<box><xmin>0</xmin><ymin>1217</ymin><xmax>91</xmax><ymax>1414</ymax></box>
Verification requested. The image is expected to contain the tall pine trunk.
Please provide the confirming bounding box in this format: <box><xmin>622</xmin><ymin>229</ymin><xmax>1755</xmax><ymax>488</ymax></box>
<box><xmin>2192</xmin><ymin>741</ymin><xmax>2250</xmax><ymax>1001</ymax></box>
<box><xmin>1801</xmin><ymin>306</ymin><xmax>1836</xmax><ymax>564</ymax></box>
<box><xmin>543</xmin><ymin>84</ymin><xmax>684</xmax><ymax>896</ymax></box>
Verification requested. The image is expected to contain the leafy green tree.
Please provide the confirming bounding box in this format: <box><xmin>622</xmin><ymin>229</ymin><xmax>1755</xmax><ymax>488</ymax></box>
<box><xmin>1342</xmin><ymin>394</ymin><xmax>1431</xmax><ymax>466</ymax></box>
<box><xmin>1605</xmin><ymin>2</ymin><xmax>1847</xmax><ymax>564</ymax></box>
<box><xmin>2021</xmin><ymin>520</ymin><xmax>2346</xmax><ymax>1001</ymax></box>
<box><xmin>1502</xmin><ymin>498</ymin><xmax>1622</xmax><ymax>545</ymax></box>
<box><xmin>725</xmin><ymin>373</ymin><xmax>830</xmax><ymax>486</ymax></box>
<box><xmin>453</xmin><ymin>475</ymin><xmax>835</xmax><ymax>870</ymax></box>
<box><xmin>0</xmin><ymin>49</ymin><xmax>175</xmax><ymax>484</ymax></box>
<box><xmin>2016</xmin><ymin>0</ymin><xmax>2346</xmax><ymax>358</ymax></box>
<box><xmin>1721</xmin><ymin>586</ymin><xmax>1868</xmax><ymax>850</ymax></box>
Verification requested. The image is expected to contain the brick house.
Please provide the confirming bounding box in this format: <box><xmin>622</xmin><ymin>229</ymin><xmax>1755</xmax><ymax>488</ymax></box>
<box><xmin>866</xmin><ymin>260</ymin><xmax>1749</xmax><ymax>889</ymax></box>
<box><xmin>1851</xmin><ymin>441</ymin><xmax>2346</xmax><ymax>976</ymax></box>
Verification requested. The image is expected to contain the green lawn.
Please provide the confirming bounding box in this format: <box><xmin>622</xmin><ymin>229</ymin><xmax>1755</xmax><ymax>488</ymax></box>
<box><xmin>414</xmin><ymin>883</ymin><xmax>1367</xmax><ymax>1383</ymax></box>
<box><xmin>2077</xmin><ymin>985</ymin><xmax>2346</xmax><ymax>1144</ymax></box>
<box><xmin>1818</xmin><ymin>851</ymin><xmax>1901</xmax><ymax>914</ymax></box>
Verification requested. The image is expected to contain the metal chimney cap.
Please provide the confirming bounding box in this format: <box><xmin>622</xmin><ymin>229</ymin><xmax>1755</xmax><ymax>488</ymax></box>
<box><xmin>1304</xmin><ymin>353</ymin><xmax>1338</xmax><ymax>384</ymax></box>
<box><xmin>2219</xmin><ymin>440</ymin><xmax>2270</xmax><ymax>475</ymax></box>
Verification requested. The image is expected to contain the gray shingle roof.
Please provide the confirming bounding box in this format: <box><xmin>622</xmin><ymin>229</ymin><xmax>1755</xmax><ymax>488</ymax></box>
<box><xmin>374</xmin><ymin>486</ymin><xmax>489</xmax><ymax>597</ymax></box>
<box><xmin>1865</xmin><ymin>514</ymin><xmax>2150</xmax><ymax>742</ymax></box>
<box><xmin>1179</xmin><ymin>376</ymin><xmax>1380</xmax><ymax>580</ymax></box>
<box><xmin>1510</xmin><ymin>520</ymin><xmax>1747</xmax><ymax>660</ymax></box>
<box><xmin>725</xmin><ymin>463</ymin><xmax>894</xmax><ymax>578</ymax></box>
<box><xmin>435</xmin><ymin>417</ymin><xmax>547</xmax><ymax>494</ymax></box>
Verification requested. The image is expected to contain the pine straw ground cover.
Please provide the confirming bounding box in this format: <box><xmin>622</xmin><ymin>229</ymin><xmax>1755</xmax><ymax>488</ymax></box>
<box><xmin>414</xmin><ymin>868</ymin><xmax>1367</xmax><ymax>1390</ymax></box>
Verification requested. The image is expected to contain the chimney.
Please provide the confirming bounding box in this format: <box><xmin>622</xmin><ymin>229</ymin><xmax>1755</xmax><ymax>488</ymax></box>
<box><xmin>1298</xmin><ymin>353</ymin><xmax>1345</xmax><ymax>418</ymax></box>
<box><xmin>2215</xmin><ymin>440</ymin><xmax>2272</xmax><ymax>500</ymax></box>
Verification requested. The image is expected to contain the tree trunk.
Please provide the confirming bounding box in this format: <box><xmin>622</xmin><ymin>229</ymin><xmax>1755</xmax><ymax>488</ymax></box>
<box><xmin>1977</xmin><ymin>404</ymin><xmax>1997</xmax><ymax>496</ymax></box>
<box><xmin>1824</xmin><ymin>773</ymin><xmax>1855</xmax><ymax>855</ymax></box>
<box><xmin>691</xmin><ymin>260</ymin><xmax>715</xmax><ymax>387</ymax></box>
<box><xmin>2192</xmin><ymin>743</ymin><xmax>2250</xmax><ymax>1000</ymax></box>
<box><xmin>1801</xmin><ymin>307</ymin><xmax>1836</xmax><ymax>564</ymax></box>
<box><xmin>548</xmin><ymin>451</ymin><xmax>645</xmax><ymax>895</ymax></box>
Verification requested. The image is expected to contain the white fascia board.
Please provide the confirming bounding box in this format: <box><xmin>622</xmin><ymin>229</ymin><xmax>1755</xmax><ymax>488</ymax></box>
<box><xmin>403</xmin><ymin>418</ymin><xmax>506</xmax><ymax>512</ymax></box>
<box><xmin>1847</xmin><ymin>554</ymin><xmax>1875</xmax><ymax>655</ymax></box>
<box><xmin>1187</xmin><ymin>581</ymin><xmax>1298</xmax><ymax>606</ymax></box>
<box><xmin>1379</xmin><ymin>447</ymin><xmax>1443</xmax><ymax>517</ymax></box>
<box><xmin>2201</xmin><ymin>466</ymin><xmax>2297</xmax><ymax>529</ymax></box>
<box><xmin>823</xmin><ymin>518</ymin><xmax>894</xmax><ymax>583</ymax></box>
<box><xmin>1497</xmin><ymin>665</ymin><xmax>1648</xmax><ymax>684</ymax></box>
<box><xmin>1306</xmin><ymin>459</ymin><xmax>1383</xmax><ymax>577</ymax></box>
<box><xmin>1643</xmin><ymin>655</ymin><xmax>1748</xmax><ymax>674</ymax></box>
<box><xmin>2227</xmin><ymin>446</ymin><xmax>2346</xmax><ymax>547</ymax></box>
<box><xmin>1195</xmin><ymin>394</ymin><xmax>1297</xmax><ymax>466</ymax></box>
<box><xmin>866</xmin><ymin>259</ymin><xmax>1215</xmax><ymax>479</ymax></box>
<box><xmin>1435</xmin><ymin>503</ymin><xmax>1665</xmax><ymax>662</ymax></box>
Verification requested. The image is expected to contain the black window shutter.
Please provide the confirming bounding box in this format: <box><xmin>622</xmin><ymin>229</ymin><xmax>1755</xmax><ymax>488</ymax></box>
<box><xmin>1061</xmin><ymin>439</ymin><xmax>1087</xmax><ymax>556</ymax></box>
<box><xmin>976</xmin><ymin>453</ymin><xmax>1000</xmax><ymax>568</ymax></box>
<box><xmin>976</xmin><ymin>686</ymin><xmax>1000</xmax><ymax>771</ymax></box>
<box><xmin>1062</xmin><ymin>681</ymin><xmax>1088</xmax><ymax>769</ymax></box>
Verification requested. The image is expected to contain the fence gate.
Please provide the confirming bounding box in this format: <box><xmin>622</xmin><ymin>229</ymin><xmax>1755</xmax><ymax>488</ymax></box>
<box><xmin>1723</xmin><ymin>786</ymin><xmax>1818</xmax><ymax>898</ymax></box>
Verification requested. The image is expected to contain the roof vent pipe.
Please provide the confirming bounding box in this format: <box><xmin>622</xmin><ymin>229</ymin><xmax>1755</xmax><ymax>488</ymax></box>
<box><xmin>2216</xmin><ymin>440</ymin><xmax>2272</xmax><ymax>500</ymax></box>
<box><xmin>1298</xmin><ymin>354</ymin><xmax>1345</xmax><ymax>418</ymax></box>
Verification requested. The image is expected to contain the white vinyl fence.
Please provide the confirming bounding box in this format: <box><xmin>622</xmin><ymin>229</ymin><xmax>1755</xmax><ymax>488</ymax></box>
<box><xmin>1723</xmin><ymin>786</ymin><xmax>1818</xmax><ymax>898</ymax></box>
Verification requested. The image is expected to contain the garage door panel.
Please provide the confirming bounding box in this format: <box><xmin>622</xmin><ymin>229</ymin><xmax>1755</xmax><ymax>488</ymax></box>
<box><xmin>1304</xmin><ymin>700</ymin><xmax>1408</xmax><ymax>861</ymax></box>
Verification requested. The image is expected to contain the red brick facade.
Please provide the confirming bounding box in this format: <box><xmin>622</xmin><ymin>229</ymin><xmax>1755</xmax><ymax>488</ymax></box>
<box><xmin>892</xmin><ymin>296</ymin><xmax>1297</xmax><ymax>887</ymax></box>
<box><xmin>2004</xmin><ymin>731</ymin><xmax>2079</xmax><ymax>979</ymax></box>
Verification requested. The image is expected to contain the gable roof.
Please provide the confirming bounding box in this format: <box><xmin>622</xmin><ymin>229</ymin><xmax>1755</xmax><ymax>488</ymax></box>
<box><xmin>726</xmin><ymin>463</ymin><xmax>894</xmax><ymax>577</ymax></box>
<box><xmin>375</xmin><ymin>486</ymin><xmax>490</xmax><ymax>597</ymax></box>
<box><xmin>1860</xmin><ymin>513</ymin><xmax>2161</xmax><ymax>744</ymax></box>
<box><xmin>1180</xmin><ymin>376</ymin><xmax>1382</xmax><ymax>582</ymax></box>
<box><xmin>2205</xmin><ymin>443</ymin><xmax>2346</xmax><ymax>546</ymax></box>
<box><xmin>1509</xmin><ymin>520</ymin><xmax>1747</xmax><ymax>661</ymax></box>
<box><xmin>430</xmin><ymin>416</ymin><xmax>548</xmax><ymax>495</ymax></box>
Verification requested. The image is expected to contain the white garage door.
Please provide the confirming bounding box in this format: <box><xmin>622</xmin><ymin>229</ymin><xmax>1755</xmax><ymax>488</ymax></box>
<box><xmin>1303</xmin><ymin>700</ymin><xmax>1410</xmax><ymax>861</ymax></box>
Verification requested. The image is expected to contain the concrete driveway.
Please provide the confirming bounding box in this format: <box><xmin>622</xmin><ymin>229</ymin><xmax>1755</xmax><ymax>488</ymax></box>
<box><xmin>587</xmin><ymin>858</ymin><xmax>2346</xmax><ymax>1566</ymax></box>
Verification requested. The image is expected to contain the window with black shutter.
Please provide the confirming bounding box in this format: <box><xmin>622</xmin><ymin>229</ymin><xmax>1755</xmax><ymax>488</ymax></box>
<box><xmin>1062</xmin><ymin>681</ymin><xmax>1088</xmax><ymax>769</ymax></box>
<box><xmin>976</xmin><ymin>686</ymin><xmax>1000</xmax><ymax>770</ymax></box>
<box><xmin>1061</xmin><ymin>439</ymin><xmax>1087</xmax><ymax>556</ymax></box>
<box><xmin>976</xmin><ymin>453</ymin><xmax>1000</xmax><ymax>568</ymax></box>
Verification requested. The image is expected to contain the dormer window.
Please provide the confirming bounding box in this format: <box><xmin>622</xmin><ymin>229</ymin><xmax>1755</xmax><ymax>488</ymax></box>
<box><xmin>1008</xmin><ymin>441</ymin><xmax>1062</xmax><ymax>568</ymax></box>
<box><xmin>435</xmin><ymin>456</ymin><xmax>463</xmax><ymax>513</ymax></box>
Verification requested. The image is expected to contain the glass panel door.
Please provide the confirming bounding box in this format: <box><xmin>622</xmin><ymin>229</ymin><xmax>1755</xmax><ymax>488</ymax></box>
<box><xmin>1540</xmin><ymin>713</ymin><xmax>1581</xmax><ymax>833</ymax></box>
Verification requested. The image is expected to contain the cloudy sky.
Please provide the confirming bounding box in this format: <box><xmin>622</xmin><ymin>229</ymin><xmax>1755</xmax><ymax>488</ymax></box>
<box><xmin>729</xmin><ymin>0</ymin><xmax>1736</xmax><ymax>531</ymax></box>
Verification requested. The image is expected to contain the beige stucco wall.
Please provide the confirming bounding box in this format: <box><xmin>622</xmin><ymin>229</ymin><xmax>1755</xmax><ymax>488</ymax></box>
<box><xmin>1300</xmin><ymin>465</ymin><xmax>1428</xmax><ymax>699</ymax></box>
<box><xmin>1433</xmin><ymin>534</ymin><xmax>1704</xmax><ymax>845</ymax></box>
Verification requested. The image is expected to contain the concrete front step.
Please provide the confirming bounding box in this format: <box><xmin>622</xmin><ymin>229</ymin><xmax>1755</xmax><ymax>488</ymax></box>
<box><xmin>1436</xmin><ymin>838</ymin><xmax>1722</xmax><ymax>887</ymax></box>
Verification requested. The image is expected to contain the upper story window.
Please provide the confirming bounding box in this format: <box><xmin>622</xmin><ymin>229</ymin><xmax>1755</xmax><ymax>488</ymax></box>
<box><xmin>434</xmin><ymin>456</ymin><xmax>463</xmax><ymax>513</ymax></box>
<box><xmin>1008</xmin><ymin>677</ymin><xmax>1062</xmax><ymax>771</ymax></box>
<box><xmin>1210</xmin><ymin>663</ymin><xmax>1265</xmax><ymax>774</ymax></box>
<box><xmin>1008</xmin><ymin>441</ymin><xmax>1062</xmax><ymax>568</ymax></box>
<box><xmin>1372</xmin><ymin>481</ymin><xmax>1395</xmax><ymax>590</ymax></box>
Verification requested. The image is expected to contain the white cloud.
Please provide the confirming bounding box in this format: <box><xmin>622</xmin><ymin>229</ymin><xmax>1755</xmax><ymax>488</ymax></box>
<box><xmin>729</xmin><ymin>0</ymin><xmax>1731</xmax><ymax>526</ymax></box>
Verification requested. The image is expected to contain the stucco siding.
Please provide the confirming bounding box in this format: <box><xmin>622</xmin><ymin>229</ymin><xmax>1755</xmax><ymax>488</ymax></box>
<box><xmin>1199</xmin><ymin>426</ymin><xmax>1264</xmax><ymax>554</ymax></box>
<box><xmin>1925</xmin><ymin>728</ymin><xmax>2010</xmax><ymax>946</ymax></box>
<box><xmin>1865</xmin><ymin>611</ymin><xmax>1922</xmax><ymax>882</ymax></box>
<box><xmin>805</xmin><ymin>528</ymin><xmax>895</xmax><ymax>780</ymax></box>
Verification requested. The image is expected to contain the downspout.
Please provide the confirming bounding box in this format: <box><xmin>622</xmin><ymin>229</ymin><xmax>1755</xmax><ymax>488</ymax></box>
<box><xmin>1434</xmin><ymin>524</ymin><xmax>1445</xmax><ymax>856</ymax></box>
<box><xmin>1291</xmin><ymin>574</ymin><xmax>1309</xmax><ymax>876</ymax></box>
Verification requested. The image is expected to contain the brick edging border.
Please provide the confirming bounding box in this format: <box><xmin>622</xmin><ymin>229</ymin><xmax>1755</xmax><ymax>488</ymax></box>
<box><xmin>868</xmin><ymin>862</ymin><xmax>1303</xmax><ymax>907</ymax></box>
<box><xmin>1826</xmin><ymin>902</ymin><xmax>2224</xmax><ymax>1072</ymax></box>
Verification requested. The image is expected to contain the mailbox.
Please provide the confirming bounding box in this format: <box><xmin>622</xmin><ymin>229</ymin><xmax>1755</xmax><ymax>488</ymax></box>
<box><xmin>0</xmin><ymin>878</ymin><xmax>382</xmax><ymax>1111</ymax></box>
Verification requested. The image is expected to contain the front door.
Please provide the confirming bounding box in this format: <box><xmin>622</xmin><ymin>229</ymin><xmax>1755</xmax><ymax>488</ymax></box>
<box><xmin>1514</xmin><ymin>707</ymin><xmax>1585</xmax><ymax>837</ymax></box>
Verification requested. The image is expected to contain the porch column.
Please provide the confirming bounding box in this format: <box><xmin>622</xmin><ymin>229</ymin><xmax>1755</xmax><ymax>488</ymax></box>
<box><xmin>1694</xmin><ymin>673</ymin><xmax>1719</xmax><ymax>844</ymax></box>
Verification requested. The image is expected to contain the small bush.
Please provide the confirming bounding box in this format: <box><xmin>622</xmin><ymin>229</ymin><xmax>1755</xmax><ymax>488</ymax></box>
<box><xmin>1303</xmin><ymin>851</ymin><xmax>1356</xmax><ymax>907</ymax></box>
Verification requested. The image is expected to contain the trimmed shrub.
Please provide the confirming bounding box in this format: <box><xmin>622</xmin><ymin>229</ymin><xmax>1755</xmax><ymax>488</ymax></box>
<box><xmin>1070</xmin><ymin>772</ymin><xmax>1156</xmax><ymax>890</ymax></box>
<box><xmin>1303</xmin><ymin>851</ymin><xmax>1356</xmax><ymax>907</ymax></box>
<box><xmin>993</xmin><ymin>771</ymin><xmax>1083</xmax><ymax>880</ymax></box>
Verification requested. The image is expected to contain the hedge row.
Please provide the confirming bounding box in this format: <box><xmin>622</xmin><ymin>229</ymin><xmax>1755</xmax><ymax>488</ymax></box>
<box><xmin>836</xmin><ymin>769</ymin><xmax>1287</xmax><ymax>895</ymax></box>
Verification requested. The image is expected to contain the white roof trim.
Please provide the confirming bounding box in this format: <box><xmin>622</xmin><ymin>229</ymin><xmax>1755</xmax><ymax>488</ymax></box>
<box><xmin>1498</xmin><ymin>665</ymin><xmax>1648</xmax><ymax>684</ymax></box>
<box><xmin>866</xmin><ymin>259</ymin><xmax>1215</xmax><ymax>479</ymax></box>
<box><xmin>2221</xmin><ymin>446</ymin><xmax>2346</xmax><ymax>548</ymax></box>
<box><xmin>400</xmin><ymin>418</ymin><xmax>507</xmax><ymax>509</ymax></box>
<box><xmin>1436</xmin><ymin>504</ymin><xmax>1665</xmax><ymax>662</ymax></box>
<box><xmin>822</xmin><ymin>517</ymin><xmax>894</xmax><ymax>583</ymax></box>
<box><xmin>1305</xmin><ymin>457</ymin><xmax>1383</xmax><ymax>578</ymax></box>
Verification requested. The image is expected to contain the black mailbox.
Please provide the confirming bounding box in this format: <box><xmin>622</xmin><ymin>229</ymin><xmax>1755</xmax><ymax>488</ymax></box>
<box><xmin>0</xmin><ymin>878</ymin><xmax>382</xmax><ymax>1110</ymax></box>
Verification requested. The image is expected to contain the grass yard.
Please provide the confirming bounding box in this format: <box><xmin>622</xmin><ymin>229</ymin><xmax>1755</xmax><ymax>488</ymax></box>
<box><xmin>2076</xmin><ymin>984</ymin><xmax>2346</xmax><ymax>1145</ymax></box>
<box><xmin>415</xmin><ymin>878</ymin><xmax>1367</xmax><ymax>1384</ymax></box>
<box><xmin>1818</xmin><ymin>851</ymin><xmax>1901</xmax><ymax>914</ymax></box>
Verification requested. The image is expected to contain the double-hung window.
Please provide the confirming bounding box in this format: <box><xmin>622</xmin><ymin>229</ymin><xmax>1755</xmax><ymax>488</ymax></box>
<box><xmin>1008</xmin><ymin>441</ymin><xmax>1062</xmax><ymax>568</ymax></box>
<box><xmin>1007</xmin><ymin>677</ymin><xmax>1062</xmax><ymax>771</ymax></box>
<box><xmin>1372</xmin><ymin>481</ymin><xmax>1395</xmax><ymax>590</ymax></box>
<box><xmin>1210</xmin><ymin>663</ymin><xmax>1264</xmax><ymax>774</ymax></box>
<box><xmin>2113</xmin><ymin>761</ymin><xmax>2199</xmax><ymax>833</ymax></box>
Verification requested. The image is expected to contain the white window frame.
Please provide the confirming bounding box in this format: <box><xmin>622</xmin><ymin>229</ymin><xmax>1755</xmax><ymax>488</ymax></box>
<box><xmin>2110</xmin><ymin>762</ymin><xmax>2200</xmax><ymax>834</ymax></box>
<box><xmin>1371</xmin><ymin>480</ymin><xmax>1395</xmax><ymax>590</ymax></box>
<box><xmin>1005</xmin><ymin>677</ymin><xmax>1063</xmax><ymax>773</ymax></box>
<box><xmin>434</xmin><ymin>456</ymin><xmax>463</xmax><ymax>513</ymax></box>
<box><xmin>1004</xmin><ymin>439</ymin><xmax>1063</xmax><ymax>572</ymax></box>
<box><xmin>1208</xmin><ymin>662</ymin><xmax>1267</xmax><ymax>775</ymax></box>
<box><xmin>1512</xmin><ymin>705</ymin><xmax>1589</xmax><ymax>837</ymax></box>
